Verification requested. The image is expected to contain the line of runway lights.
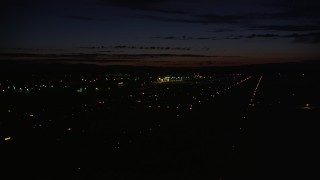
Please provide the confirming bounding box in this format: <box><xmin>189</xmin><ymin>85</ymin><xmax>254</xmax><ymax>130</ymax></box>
<box><xmin>217</xmin><ymin>76</ymin><xmax>253</xmax><ymax>180</ymax></box>
<box><xmin>231</xmin><ymin>76</ymin><xmax>262</xmax><ymax>149</ymax></box>
<box><xmin>224</xmin><ymin>76</ymin><xmax>263</xmax><ymax>180</ymax></box>
<box><xmin>229</xmin><ymin>76</ymin><xmax>255</xmax><ymax>150</ymax></box>
<box><xmin>249</xmin><ymin>76</ymin><xmax>263</xmax><ymax>107</ymax></box>
<box><xmin>231</xmin><ymin>76</ymin><xmax>263</xmax><ymax>177</ymax></box>
<box><xmin>237</xmin><ymin>76</ymin><xmax>262</xmax><ymax>148</ymax></box>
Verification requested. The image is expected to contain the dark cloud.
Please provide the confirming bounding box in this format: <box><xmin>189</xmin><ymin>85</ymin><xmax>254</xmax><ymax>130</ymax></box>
<box><xmin>209</xmin><ymin>29</ymin><xmax>234</xmax><ymax>33</ymax></box>
<box><xmin>0</xmin><ymin>53</ymin><xmax>110</xmax><ymax>59</ymax></box>
<box><xmin>252</xmin><ymin>25</ymin><xmax>320</xmax><ymax>32</ymax></box>
<box><xmin>29</xmin><ymin>59</ymin><xmax>142</xmax><ymax>63</ymax></box>
<box><xmin>258</xmin><ymin>0</ymin><xmax>292</xmax><ymax>8</ymax></box>
<box><xmin>80</xmin><ymin>45</ymin><xmax>192</xmax><ymax>51</ymax></box>
<box><xmin>129</xmin><ymin>14</ymin><xmax>192</xmax><ymax>23</ymax></box>
<box><xmin>224</xmin><ymin>32</ymin><xmax>320</xmax><ymax>44</ymax></box>
<box><xmin>194</xmin><ymin>14</ymin><xmax>247</xmax><ymax>24</ymax></box>
<box><xmin>63</xmin><ymin>15</ymin><xmax>109</xmax><ymax>22</ymax></box>
<box><xmin>96</xmin><ymin>50</ymin><xmax>123</xmax><ymax>53</ymax></box>
<box><xmin>225</xmin><ymin>34</ymin><xmax>279</xmax><ymax>40</ymax></box>
<box><xmin>100</xmin><ymin>0</ymin><xmax>170</xmax><ymax>5</ymax></box>
<box><xmin>131</xmin><ymin>14</ymin><xmax>245</xmax><ymax>24</ymax></box>
<box><xmin>79</xmin><ymin>46</ymin><xmax>108</xmax><ymax>49</ymax></box>
<box><xmin>246</xmin><ymin>34</ymin><xmax>279</xmax><ymax>38</ymax></box>
<box><xmin>0</xmin><ymin>52</ymin><xmax>242</xmax><ymax>61</ymax></box>
<box><xmin>153</xmin><ymin>36</ymin><xmax>217</xmax><ymax>40</ymax></box>
<box><xmin>259</xmin><ymin>0</ymin><xmax>320</xmax><ymax>19</ymax></box>
<box><xmin>106</xmin><ymin>54</ymin><xmax>241</xmax><ymax>59</ymax></box>
<box><xmin>132</xmin><ymin>10</ymin><xmax>320</xmax><ymax>24</ymax></box>
<box><xmin>114</xmin><ymin>46</ymin><xmax>191</xmax><ymax>51</ymax></box>
<box><xmin>1</xmin><ymin>0</ymin><xmax>39</xmax><ymax>8</ymax></box>
<box><xmin>98</xmin><ymin>0</ymin><xmax>199</xmax><ymax>6</ymax></box>
<box><xmin>225</xmin><ymin>35</ymin><xmax>244</xmax><ymax>40</ymax></box>
<box><xmin>283</xmin><ymin>32</ymin><xmax>320</xmax><ymax>43</ymax></box>
<box><xmin>98</xmin><ymin>0</ymin><xmax>192</xmax><ymax>14</ymax></box>
<box><xmin>153</xmin><ymin>36</ymin><xmax>176</xmax><ymax>40</ymax></box>
<box><xmin>136</xmin><ymin>7</ymin><xmax>190</xmax><ymax>14</ymax></box>
<box><xmin>265</xmin><ymin>11</ymin><xmax>320</xmax><ymax>20</ymax></box>
<box><xmin>259</xmin><ymin>0</ymin><xmax>320</xmax><ymax>10</ymax></box>
<box><xmin>102</xmin><ymin>0</ymin><xmax>319</xmax><ymax>24</ymax></box>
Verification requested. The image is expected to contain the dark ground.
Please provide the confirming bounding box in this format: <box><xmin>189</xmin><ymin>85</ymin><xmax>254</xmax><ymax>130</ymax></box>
<box><xmin>1</xmin><ymin>64</ymin><xmax>319</xmax><ymax>180</ymax></box>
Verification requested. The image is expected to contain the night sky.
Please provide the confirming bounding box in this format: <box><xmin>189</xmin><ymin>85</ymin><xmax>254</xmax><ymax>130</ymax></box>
<box><xmin>1</xmin><ymin>0</ymin><xmax>320</xmax><ymax>66</ymax></box>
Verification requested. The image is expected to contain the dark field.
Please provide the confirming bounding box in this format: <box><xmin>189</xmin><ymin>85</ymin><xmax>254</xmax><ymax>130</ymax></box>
<box><xmin>1</xmin><ymin>70</ymin><xmax>319</xmax><ymax>180</ymax></box>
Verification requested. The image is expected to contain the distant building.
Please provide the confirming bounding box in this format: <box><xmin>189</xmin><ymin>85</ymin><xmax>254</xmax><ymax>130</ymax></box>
<box><xmin>157</xmin><ymin>76</ymin><xmax>183</xmax><ymax>83</ymax></box>
<box><xmin>118</xmin><ymin>82</ymin><xmax>124</xmax><ymax>87</ymax></box>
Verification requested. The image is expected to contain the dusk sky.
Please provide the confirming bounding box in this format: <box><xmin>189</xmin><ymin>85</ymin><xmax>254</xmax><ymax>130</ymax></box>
<box><xmin>1</xmin><ymin>0</ymin><xmax>320</xmax><ymax>66</ymax></box>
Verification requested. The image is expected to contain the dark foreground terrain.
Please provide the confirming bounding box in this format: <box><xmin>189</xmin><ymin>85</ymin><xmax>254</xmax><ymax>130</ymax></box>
<box><xmin>1</xmin><ymin>64</ymin><xmax>319</xmax><ymax>179</ymax></box>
